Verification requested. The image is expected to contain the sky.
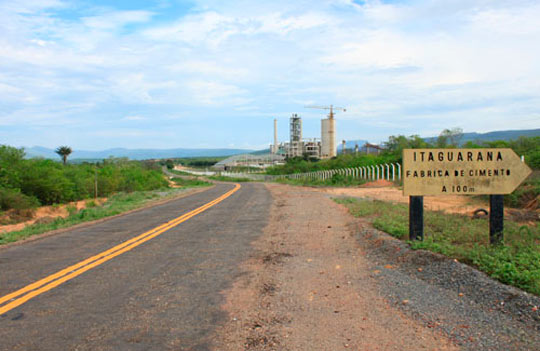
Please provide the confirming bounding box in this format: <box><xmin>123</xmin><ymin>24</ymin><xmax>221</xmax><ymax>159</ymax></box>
<box><xmin>1</xmin><ymin>0</ymin><xmax>539</xmax><ymax>151</ymax></box>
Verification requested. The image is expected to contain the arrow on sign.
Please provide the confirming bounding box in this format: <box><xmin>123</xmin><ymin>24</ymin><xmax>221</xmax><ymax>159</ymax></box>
<box><xmin>402</xmin><ymin>148</ymin><xmax>532</xmax><ymax>196</ymax></box>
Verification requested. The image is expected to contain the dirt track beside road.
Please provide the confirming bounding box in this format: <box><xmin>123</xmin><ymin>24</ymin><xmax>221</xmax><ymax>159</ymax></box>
<box><xmin>213</xmin><ymin>183</ymin><xmax>458</xmax><ymax>350</ymax></box>
<box><xmin>214</xmin><ymin>183</ymin><xmax>540</xmax><ymax>351</ymax></box>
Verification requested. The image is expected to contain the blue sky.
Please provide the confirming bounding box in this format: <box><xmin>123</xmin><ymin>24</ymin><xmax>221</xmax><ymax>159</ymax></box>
<box><xmin>1</xmin><ymin>0</ymin><xmax>539</xmax><ymax>150</ymax></box>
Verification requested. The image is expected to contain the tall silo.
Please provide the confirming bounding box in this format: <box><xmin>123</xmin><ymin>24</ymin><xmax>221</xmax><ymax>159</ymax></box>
<box><xmin>321</xmin><ymin>117</ymin><xmax>336</xmax><ymax>158</ymax></box>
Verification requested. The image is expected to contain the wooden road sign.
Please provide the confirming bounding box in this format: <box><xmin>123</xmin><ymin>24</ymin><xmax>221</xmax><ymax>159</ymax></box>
<box><xmin>403</xmin><ymin>148</ymin><xmax>532</xmax><ymax>196</ymax></box>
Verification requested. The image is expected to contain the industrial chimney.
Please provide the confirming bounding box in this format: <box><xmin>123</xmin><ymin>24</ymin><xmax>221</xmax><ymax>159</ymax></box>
<box><xmin>273</xmin><ymin>119</ymin><xmax>278</xmax><ymax>154</ymax></box>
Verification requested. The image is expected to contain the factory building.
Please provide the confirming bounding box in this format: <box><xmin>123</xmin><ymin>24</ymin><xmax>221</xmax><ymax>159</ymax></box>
<box><xmin>270</xmin><ymin>114</ymin><xmax>317</xmax><ymax>159</ymax></box>
<box><xmin>270</xmin><ymin>106</ymin><xmax>344</xmax><ymax>159</ymax></box>
<box><xmin>288</xmin><ymin>114</ymin><xmax>303</xmax><ymax>158</ymax></box>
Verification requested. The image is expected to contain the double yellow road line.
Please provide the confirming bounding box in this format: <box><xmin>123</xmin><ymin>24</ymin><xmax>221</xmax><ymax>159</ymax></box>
<box><xmin>0</xmin><ymin>184</ymin><xmax>241</xmax><ymax>316</ymax></box>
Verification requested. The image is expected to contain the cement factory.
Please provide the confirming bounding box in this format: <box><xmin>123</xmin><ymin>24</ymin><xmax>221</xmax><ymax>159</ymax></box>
<box><xmin>213</xmin><ymin>105</ymin><xmax>346</xmax><ymax>171</ymax></box>
<box><xmin>271</xmin><ymin>105</ymin><xmax>345</xmax><ymax>159</ymax></box>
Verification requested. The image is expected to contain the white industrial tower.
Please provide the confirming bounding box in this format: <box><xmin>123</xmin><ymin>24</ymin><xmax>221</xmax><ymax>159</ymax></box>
<box><xmin>272</xmin><ymin>118</ymin><xmax>278</xmax><ymax>154</ymax></box>
<box><xmin>306</xmin><ymin>105</ymin><xmax>346</xmax><ymax>158</ymax></box>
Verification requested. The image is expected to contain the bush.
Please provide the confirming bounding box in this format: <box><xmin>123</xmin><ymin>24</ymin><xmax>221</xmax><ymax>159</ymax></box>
<box><xmin>0</xmin><ymin>145</ymin><xmax>169</xmax><ymax>208</ymax></box>
<box><xmin>0</xmin><ymin>187</ymin><xmax>40</xmax><ymax>210</ymax></box>
<box><xmin>505</xmin><ymin>174</ymin><xmax>540</xmax><ymax>209</ymax></box>
<box><xmin>528</xmin><ymin>150</ymin><xmax>540</xmax><ymax>170</ymax></box>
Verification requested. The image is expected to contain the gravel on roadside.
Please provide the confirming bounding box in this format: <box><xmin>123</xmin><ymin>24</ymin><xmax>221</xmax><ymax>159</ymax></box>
<box><xmin>351</xmin><ymin>216</ymin><xmax>540</xmax><ymax>351</ymax></box>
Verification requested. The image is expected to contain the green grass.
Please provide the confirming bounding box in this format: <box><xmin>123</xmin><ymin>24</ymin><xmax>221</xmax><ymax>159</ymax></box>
<box><xmin>207</xmin><ymin>175</ymin><xmax>252</xmax><ymax>182</ymax></box>
<box><xmin>275</xmin><ymin>174</ymin><xmax>367</xmax><ymax>187</ymax></box>
<box><xmin>170</xmin><ymin>177</ymin><xmax>212</xmax><ymax>187</ymax></box>
<box><xmin>0</xmin><ymin>188</ymin><xmax>193</xmax><ymax>245</ymax></box>
<box><xmin>334</xmin><ymin>197</ymin><xmax>540</xmax><ymax>295</ymax></box>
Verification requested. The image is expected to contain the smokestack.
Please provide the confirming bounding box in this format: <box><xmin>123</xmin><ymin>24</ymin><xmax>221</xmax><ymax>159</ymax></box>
<box><xmin>273</xmin><ymin>119</ymin><xmax>278</xmax><ymax>154</ymax></box>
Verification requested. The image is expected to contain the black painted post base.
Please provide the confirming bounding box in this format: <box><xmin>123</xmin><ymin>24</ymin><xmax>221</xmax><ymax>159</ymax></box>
<box><xmin>489</xmin><ymin>195</ymin><xmax>504</xmax><ymax>245</ymax></box>
<box><xmin>409</xmin><ymin>196</ymin><xmax>424</xmax><ymax>241</ymax></box>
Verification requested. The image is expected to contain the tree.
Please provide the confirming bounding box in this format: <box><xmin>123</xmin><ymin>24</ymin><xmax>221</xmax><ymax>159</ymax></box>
<box><xmin>384</xmin><ymin>135</ymin><xmax>429</xmax><ymax>157</ymax></box>
<box><xmin>0</xmin><ymin>145</ymin><xmax>25</xmax><ymax>189</ymax></box>
<box><xmin>436</xmin><ymin>128</ymin><xmax>463</xmax><ymax>148</ymax></box>
<box><xmin>55</xmin><ymin>146</ymin><xmax>72</xmax><ymax>165</ymax></box>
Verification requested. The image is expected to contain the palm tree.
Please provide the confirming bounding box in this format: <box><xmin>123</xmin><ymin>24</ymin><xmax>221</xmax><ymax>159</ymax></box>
<box><xmin>55</xmin><ymin>146</ymin><xmax>72</xmax><ymax>165</ymax></box>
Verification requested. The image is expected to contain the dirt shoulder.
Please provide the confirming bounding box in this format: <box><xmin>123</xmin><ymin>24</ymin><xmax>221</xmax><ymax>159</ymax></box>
<box><xmin>315</xmin><ymin>182</ymin><xmax>486</xmax><ymax>216</ymax></box>
<box><xmin>214</xmin><ymin>183</ymin><xmax>539</xmax><ymax>350</ymax></box>
<box><xmin>0</xmin><ymin>198</ymin><xmax>108</xmax><ymax>233</ymax></box>
<box><xmin>213</xmin><ymin>183</ymin><xmax>459</xmax><ymax>350</ymax></box>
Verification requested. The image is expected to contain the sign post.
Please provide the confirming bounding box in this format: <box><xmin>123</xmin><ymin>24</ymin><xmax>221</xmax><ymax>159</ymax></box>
<box><xmin>409</xmin><ymin>196</ymin><xmax>424</xmax><ymax>241</ymax></box>
<box><xmin>403</xmin><ymin>149</ymin><xmax>532</xmax><ymax>243</ymax></box>
<box><xmin>489</xmin><ymin>195</ymin><xmax>504</xmax><ymax>245</ymax></box>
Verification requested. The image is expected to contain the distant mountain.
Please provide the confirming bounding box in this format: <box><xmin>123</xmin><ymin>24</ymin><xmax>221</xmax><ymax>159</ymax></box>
<box><xmin>424</xmin><ymin>128</ymin><xmax>540</xmax><ymax>145</ymax></box>
<box><xmin>24</xmin><ymin>146</ymin><xmax>255</xmax><ymax>160</ymax></box>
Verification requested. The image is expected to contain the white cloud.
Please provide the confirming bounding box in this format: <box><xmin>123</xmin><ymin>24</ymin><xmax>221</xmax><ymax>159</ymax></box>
<box><xmin>184</xmin><ymin>80</ymin><xmax>248</xmax><ymax>105</ymax></box>
<box><xmin>169</xmin><ymin>60</ymin><xmax>249</xmax><ymax>80</ymax></box>
<box><xmin>320</xmin><ymin>30</ymin><xmax>418</xmax><ymax>69</ymax></box>
<box><xmin>81</xmin><ymin>10</ymin><xmax>154</xmax><ymax>30</ymax></box>
<box><xmin>469</xmin><ymin>3</ymin><xmax>540</xmax><ymax>36</ymax></box>
<box><xmin>1</xmin><ymin>0</ymin><xmax>539</xmax><ymax>149</ymax></box>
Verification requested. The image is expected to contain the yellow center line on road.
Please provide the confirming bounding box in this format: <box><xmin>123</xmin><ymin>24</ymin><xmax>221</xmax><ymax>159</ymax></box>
<box><xmin>0</xmin><ymin>184</ymin><xmax>241</xmax><ymax>316</ymax></box>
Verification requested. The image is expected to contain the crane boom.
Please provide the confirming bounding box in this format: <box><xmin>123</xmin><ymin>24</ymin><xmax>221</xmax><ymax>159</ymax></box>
<box><xmin>305</xmin><ymin>104</ymin><xmax>346</xmax><ymax>119</ymax></box>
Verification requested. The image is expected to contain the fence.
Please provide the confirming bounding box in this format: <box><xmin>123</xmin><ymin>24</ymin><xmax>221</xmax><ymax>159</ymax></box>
<box><xmin>217</xmin><ymin>163</ymin><xmax>402</xmax><ymax>182</ymax></box>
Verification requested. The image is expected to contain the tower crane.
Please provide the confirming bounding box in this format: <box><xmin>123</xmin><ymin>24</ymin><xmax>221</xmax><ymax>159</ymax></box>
<box><xmin>305</xmin><ymin>105</ymin><xmax>346</xmax><ymax>119</ymax></box>
<box><xmin>304</xmin><ymin>104</ymin><xmax>346</xmax><ymax>158</ymax></box>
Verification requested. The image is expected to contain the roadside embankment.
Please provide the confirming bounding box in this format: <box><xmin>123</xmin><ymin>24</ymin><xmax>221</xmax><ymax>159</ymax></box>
<box><xmin>0</xmin><ymin>186</ymin><xmax>212</xmax><ymax>246</ymax></box>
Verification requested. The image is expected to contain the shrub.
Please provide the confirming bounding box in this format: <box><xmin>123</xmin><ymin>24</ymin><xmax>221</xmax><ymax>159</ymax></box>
<box><xmin>0</xmin><ymin>187</ymin><xmax>40</xmax><ymax>210</ymax></box>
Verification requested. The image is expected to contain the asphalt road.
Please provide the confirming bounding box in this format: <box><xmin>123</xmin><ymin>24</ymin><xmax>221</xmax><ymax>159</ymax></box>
<box><xmin>0</xmin><ymin>183</ymin><xmax>272</xmax><ymax>350</ymax></box>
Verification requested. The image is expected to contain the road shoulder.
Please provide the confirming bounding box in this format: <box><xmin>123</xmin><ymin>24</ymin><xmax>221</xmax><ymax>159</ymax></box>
<box><xmin>213</xmin><ymin>183</ymin><xmax>458</xmax><ymax>350</ymax></box>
